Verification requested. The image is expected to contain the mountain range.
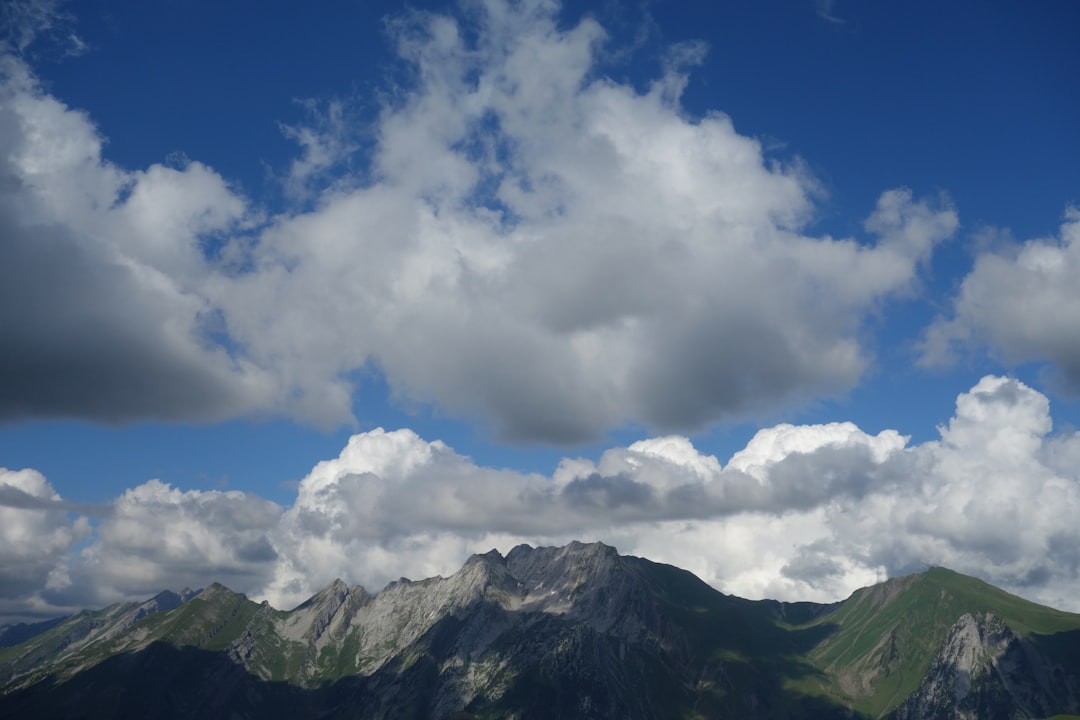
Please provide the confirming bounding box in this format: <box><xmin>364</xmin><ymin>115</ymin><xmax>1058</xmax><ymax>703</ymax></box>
<box><xmin>2</xmin><ymin>541</ymin><xmax>1079</xmax><ymax>719</ymax></box>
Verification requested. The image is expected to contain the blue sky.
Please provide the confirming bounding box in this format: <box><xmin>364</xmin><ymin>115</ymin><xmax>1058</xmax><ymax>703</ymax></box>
<box><xmin>1</xmin><ymin>0</ymin><xmax>1079</xmax><ymax>620</ymax></box>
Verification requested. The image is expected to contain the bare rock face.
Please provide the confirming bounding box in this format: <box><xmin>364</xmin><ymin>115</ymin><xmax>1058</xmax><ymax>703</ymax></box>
<box><xmin>890</xmin><ymin>612</ymin><xmax>1079</xmax><ymax>720</ymax></box>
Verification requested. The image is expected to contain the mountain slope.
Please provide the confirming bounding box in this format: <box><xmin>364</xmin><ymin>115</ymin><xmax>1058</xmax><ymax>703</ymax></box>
<box><xmin>2</xmin><ymin>544</ymin><xmax>1079</xmax><ymax>720</ymax></box>
<box><xmin>799</xmin><ymin>567</ymin><xmax>1080</xmax><ymax>718</ymax></box>
<box><xmin>0</xmin><ymin>587</ymin><xmax>200</xmax><ymax>687</ymax></box>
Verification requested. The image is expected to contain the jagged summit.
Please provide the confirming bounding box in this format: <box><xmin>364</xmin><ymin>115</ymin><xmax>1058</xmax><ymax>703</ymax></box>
<box><xmin>3</xmin><ymin>543</ymin><xmax>1079</xmax><ymax>720</ymax></box>
<box><xmin>464</xmin><ymin>546</ymin><xmax>507</xmax><ymax>565</ymax></box>
<box><xmin>293</xmin><ymin>577</ymin><xmax>351</xmax><ymax>610</ymax></box>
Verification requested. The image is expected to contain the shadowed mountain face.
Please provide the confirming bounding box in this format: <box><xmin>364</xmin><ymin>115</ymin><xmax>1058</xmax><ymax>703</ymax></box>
<box><xmin>2</xmin><ymin>542</ymin><xmax>1079</xmax><ymax>719</ymax></box>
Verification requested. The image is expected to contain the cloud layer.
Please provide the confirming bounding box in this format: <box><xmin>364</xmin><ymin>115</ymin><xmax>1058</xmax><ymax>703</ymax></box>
<box><xmin>0</xmin><ymin>0</ymin><xmax>962</xmax><ymax>440</ymax></box>
<box><xmin>4</xmin><ymin>375</ymin><xmax>1080</xmax><ymax>619</ymax></box>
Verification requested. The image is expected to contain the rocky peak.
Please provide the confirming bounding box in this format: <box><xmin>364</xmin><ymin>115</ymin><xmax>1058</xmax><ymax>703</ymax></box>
<box><xmin>195</xmin><ymin>582</ymin><xmax>235</xmax><ymax>602</ymax></box>
<box><xmin>890</xmin><ymin>612</ymin><xmax>1074</xmax><ymax>720</ymax></box>
<box><xmin>279</xmin><ymin>578</ymin><xmax>369</xmax><ymax>649</ymax></box>
<box><xmin>5</xmin><ymin>547</ymin><xmax>1080</xmax><ymax>720</ymax></box>
<box><xmin>295</xmin><ymin>578</ymin><xmax>350</xmax><ymax>611</ymax></box>
<box><xmin>505</xmin><ymin>541</ymin><xmax>620</xmax><ymax>590</ymax></box>
<box><xmin>464</xmin><ymin>548</ymin><xmax>506</xmax><ymax>566</ymax></box>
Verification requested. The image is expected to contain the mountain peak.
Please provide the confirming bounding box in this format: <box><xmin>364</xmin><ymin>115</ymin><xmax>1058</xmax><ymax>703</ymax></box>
<box><xmin>199</xmin><ymin>582</ymin><xmax>231</xmax><ymax>596</ymax></box>
<box><xmin>294</xmin><ymin>578</ymin><xmax>349</xmax><ymax>609</ymax></box>
<box><xmin>463</xmin><ymin>547</ymin><xmax>506</xmax><ymax>567</ymax></box>
<box><xmin>4</xmin><ymin>545</ymin><xmax>1079</xmax><ymax>720</ymax></box>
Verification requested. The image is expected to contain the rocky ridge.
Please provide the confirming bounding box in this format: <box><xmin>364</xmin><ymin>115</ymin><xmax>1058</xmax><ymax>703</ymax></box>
<box><xmin>0</xmin><ymin>586</ymin><xmax>199</xmax><ymax>685</ymax></box>
<box><xmin>2</xmin><ymin>543</ymin><xmax>1080</xmax><ymax>719</ymax></box>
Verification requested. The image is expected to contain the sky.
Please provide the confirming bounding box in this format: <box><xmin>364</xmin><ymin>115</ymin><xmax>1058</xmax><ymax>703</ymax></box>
<box><xmin>1</xmin><ymin>0</ymin><xmax>1079</xmax><ymax>622</ymax></box>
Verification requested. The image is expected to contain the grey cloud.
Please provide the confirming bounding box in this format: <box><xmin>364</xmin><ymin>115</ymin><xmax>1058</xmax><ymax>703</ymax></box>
<box><xmin>563</xmin><ymin>473</ymin><xmax>655</xmax><ymax>510</ymax></box>
<box><xmin>815</xmin><ymin>0</ymin><xmax>845</xmax><ymax>24</ymax></box>
<box><xmin>236</xmin><ymin>537</ymin><xmax>279</xmax><ymax>564</ymax></box>
<box><xmin>780</xmin><ymin>549</ymin><xmax>847</xmax><ymax>586</ymax></box>
<box><xmin>7</xmin><ymin>376</ymin><xmax>1080</xmax><ymax>615</ymax></box>
<box><xmin>762</xmin><ymin>442</ymin><xmax>914</xmax><ymax>511</ymax></box>
<box><xmin>0</xmin><ymin>222</ymin><xmax>251</xmax><ymax>423</ymax></box>
<box><xmin>263</xmin><ymin>424</ymin><xmax>911</xmax><ymax>606</ymax></box>
<box><xmin>0</xmin><ymin>481</ymin><xmax>108</xmax><ymax>516</ymax></box>
<box><xmin>0</xmin><ymin>57</ymin><xmax>270</xmax><ymax>426</ymax></box>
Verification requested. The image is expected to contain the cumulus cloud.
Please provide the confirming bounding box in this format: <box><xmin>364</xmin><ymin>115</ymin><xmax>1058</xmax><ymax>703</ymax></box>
<box><xmin>260</xmin><ymin>421</ymin><xmax>908</xmax><ymax>607</ymax></box>
<box><xmin>3</xmin><ymin>375</ymin><xmax>1080</xmax><ymax>616</ymax></box>
<box><xmin>0</xmin><ymin>475</ymin><xmax>281</xmax><ymax>621</ymax></box>
<box><xmin>763</xmin><ymin>375</ymin><xmax>1080</xmax><ymax>610</ymax></box>
<box><xmin>257</xmin><ymin>376</ymin><xmax>1080</xmax><ymax>611</ymax></box>
<box><xmin>923</xmin><ymin>210</ymin><xmax>1080</xmax><ymax>392</ymax></box>
<box><xmin>264</xmin><ymin>376</ymin><xmax>1080</xmax><ymax>610</ymax></box>
<box><xmin>0</xmin><ymin>468</ymin><xmax>89</xmax><ymax>619</ymax></box>
<box><xmin>64</xmin><ymin>481</ymin><xmax>282</xmax><ymax>607</ymax></box>
<box><xmin>0</xmin><ymin>56</ymin><xmax>275</xmax><ymax>424</ymax></box>
<box><xmin>212</xmin><ymin>1</ymin><xmax>958</xmax><ymax>440</ymax></box>
<box><xmin>1</xmin><ymin>0</ymin><xmax>957</xmax><ymax>438</ymax></box>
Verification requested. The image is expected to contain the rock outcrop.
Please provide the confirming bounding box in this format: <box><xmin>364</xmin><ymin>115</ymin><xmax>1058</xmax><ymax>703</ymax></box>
<box><xmin>890</xmin><ymin>612</ymin><xmax>1080</xmax><ymax>720</ymax></box>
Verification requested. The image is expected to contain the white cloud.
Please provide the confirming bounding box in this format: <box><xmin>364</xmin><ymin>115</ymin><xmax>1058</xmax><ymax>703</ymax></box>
<box><xmin>5</xmin><ymin>0</ymin><xmax>1078</xmax><ymax>620</ymax></box>
<box><xmin>0</xmin><ymin>468</ymin><xmax>90</xmax><ymax>618</ymax></box>
<box><xmin>60</xmin><ymin>480</ymin><xmax>282</xmax><ymax>608</ymax></box>
<box><xmin>209</xmin><ymin>1</ymin><xmax>958</xmax><ymax>440</ymax></box>
<box><xmin>260</xmin><ymin>375</ymin><xmax>1080</xmax><ymax>611</ymax></box>
<box><xmin>726</xmin><ymin>421</ymin><xmax>906</xmax><ymax>478</ymax></box>
<box><xmin>923</xmin><ymin>209</ymin><xmax>1080</xmax><ymax>391</ymax></box>
<box><xmin>770</xmin><ymin>375</ymin><xmax>1080</xmax><ymax>609</ymax></box>
<box><xmin>0</xmin><ymin>55</ymin><xmax>275</xmax><ymax>424</ymax></box>
<box><xmin>279</xmin><ymin>98</ymin><xmax>361</xmax><ymax>201</ymax></box>
<box><xmin>259</xmin><ymin>419</ymin><xmax>911</xmax><ymax>607</ymax></box>
<box><xmin>4</xmin><ymin>375</ymin><xmax>1080</xmax><ymax>617</ymax></box>
<box><xmin>1</xmin><ymin>0</ymin><xmax>958</xmax><ymax>439</ymax></box>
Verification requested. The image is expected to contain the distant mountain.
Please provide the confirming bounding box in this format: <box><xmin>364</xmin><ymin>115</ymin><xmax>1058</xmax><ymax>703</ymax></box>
<box><xmin>0</xmin><ymin>586</ymin><xmax>201</xmax><ymax>688</ymax></box>
<box><xmin>2</xmin><ymin>542</ymin><xmax>1078</xmax><ymax>719</ymax></box>
<box><xmin>0</xmin><ymin>616</ymin><xmax>68</xmax><ymax>649</ymax></box>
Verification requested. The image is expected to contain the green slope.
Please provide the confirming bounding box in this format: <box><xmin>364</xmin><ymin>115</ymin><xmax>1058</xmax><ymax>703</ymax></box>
<box><xmin>799</xmin><ymin>567</ymin><xmax>1080</xmax><ymax>718</ymax></box>
<box><xmin>126</xmin><ymin>584</ymin><xmax>311</xmax><ymax>681</ymax></box>
<box><xmin>628</xmin><ymin>557</ymin><xmax>853</xmax><ymax>718</ymax></box>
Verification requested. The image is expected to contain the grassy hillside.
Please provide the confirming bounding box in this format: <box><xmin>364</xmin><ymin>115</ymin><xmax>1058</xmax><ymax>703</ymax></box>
<box><xmin>630</xmin><ymin>557</ymin><xmax>853</xmax><ymax>718</ymax></box>
<box><xmin>797</xmin><ymin>567</ymin><xmax>1080</xmax><ymax>718</ymax></box>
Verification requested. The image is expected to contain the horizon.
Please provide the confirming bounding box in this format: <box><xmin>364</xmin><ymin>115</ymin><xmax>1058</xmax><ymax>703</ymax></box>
<box><xmin>2</xmin><ymin>0</ymin><xmax>1079</xmax><ymax>623</ymax></box>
